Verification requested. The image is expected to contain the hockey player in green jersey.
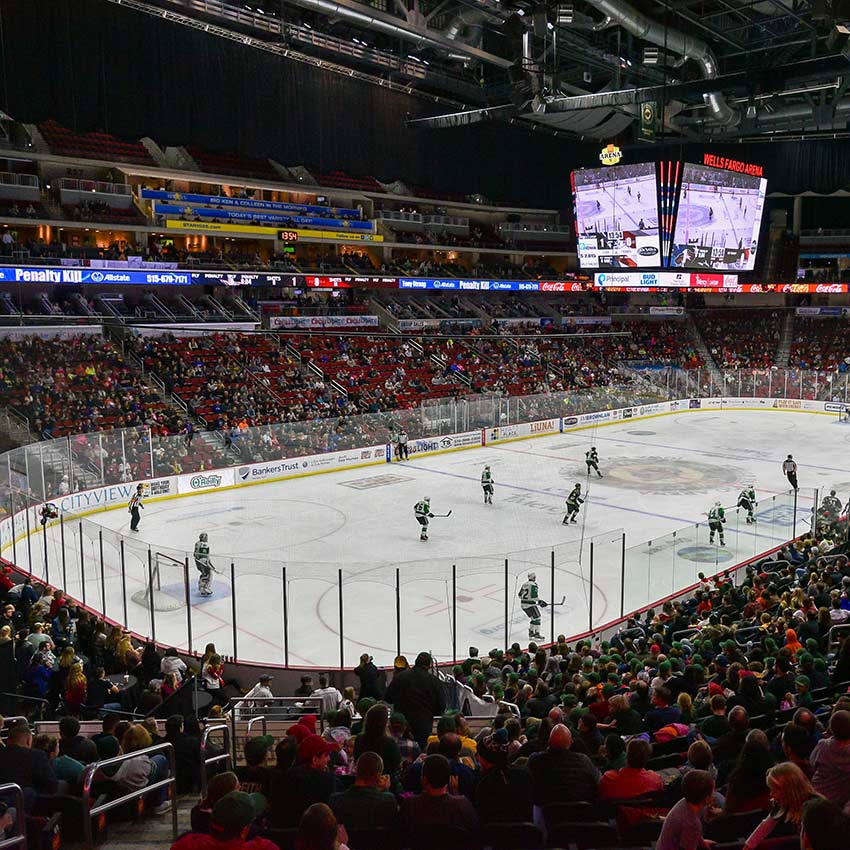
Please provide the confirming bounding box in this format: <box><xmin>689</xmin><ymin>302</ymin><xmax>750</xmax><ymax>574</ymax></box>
<box><xmin>737</xmin><ymin>485</ymin><xmax>756</xmax><ymax>524</ymax></box>
<box><xmin>481</xmin><ymin>465</ymin><xmax>494</xmax><ymax>504</ymax></box>
<box><xmin>518</xmin><ymin>571</ymin><xmax>544</xmax><ymax>641</ymax></box>
<box><xmin>414</xmin><ymin>497</ymin><xmax>434</xmax><ymax>541</ymax></box>
<box><xmin>708</xmin><ymin>502</ymin><xmax>726</xmax><ymax>545</ymax></box>
<box><xmin>194</xmin><ymin>532</ymin><xmax>214</xmax><ymax>596</ymax></box>
<box><xmin>563</xmin><ymin>484</ymin><xmax>584</xmax><ymax>524</ymax></box>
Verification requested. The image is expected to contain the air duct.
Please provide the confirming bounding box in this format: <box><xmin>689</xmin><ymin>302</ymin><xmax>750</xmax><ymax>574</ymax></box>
<box><xmin>583</xmin><ymin>0</ymin><xmax>738</xmax><ymax>126</ymax></box>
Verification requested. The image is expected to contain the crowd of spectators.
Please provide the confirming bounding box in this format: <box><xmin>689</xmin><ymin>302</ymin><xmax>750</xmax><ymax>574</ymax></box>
<box><xmin>696</xmin><ymin>310</ymin><xmax>783</xmax><ymax>369</ymax></box>
<box><xmin>790</xmin><ymin>319</ymin><xmax>850</xmax><ymax>372</ymax></box>
<box><xmin>159</xmin><ymin>517</ymin><xmax>850</xmax><ymax>850</ymax></box>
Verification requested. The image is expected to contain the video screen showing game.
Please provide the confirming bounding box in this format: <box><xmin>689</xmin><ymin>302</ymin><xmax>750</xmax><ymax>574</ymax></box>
<box><xmin>671</xmin><ymin>163</ymin><xmax>767</xmax><ymax>271</ymax></box>
<box><xmin>572</xmin><ymin>163</ymin><xmax>660</xmax><ymax>268</ymax></box>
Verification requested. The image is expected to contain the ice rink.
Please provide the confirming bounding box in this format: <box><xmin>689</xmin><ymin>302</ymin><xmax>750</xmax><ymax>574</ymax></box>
<box><xmin>17</xmin><ymin>409</ymin><xmax>847</xmax><ymax>667</ymax></box>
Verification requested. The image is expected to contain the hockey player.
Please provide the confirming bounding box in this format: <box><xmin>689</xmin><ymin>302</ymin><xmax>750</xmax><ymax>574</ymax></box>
<box><xmin>398</xmin><ymin>429</ymin><xmax>409</xmax><ymax>461</ymax></box>
<box><xmin>822</xmin><ymin>489</ymin><xmax>842</xmax><ymax>517</ymax></box>
<box><xmin>389</xmin><ymin>428</ymin><xmax>399</xmax><ymax>460</ymax></box>
<box><xmin>414</xmin><ymin>497</ymin><xmax>434</xmax><ymax>541</ymax></box>
<box><xmin>563</xmin><ymin>484</ymin><xmax>584</xmax><ymax>524</ymax></box>
<box><xmin>39</xmin><ymin>503</ymin><xmax>58</xmax><ymax>527</ymax></box>
<box><xmin>585</xmin><ymin>447</ymin><xmax>603</xmax><ymax>478</ymax></box>
<box><xmin>782</xmin><ymin>454</ymin><xmax>798</xmax><ymax>490</ymax></box>
<box><xmin>481</xmin><ymin>465</ymin><xmax>495</xmax><ymax>504</ymax></box>
<box><xmin>708</xmin><ymin>501</ymin><xmax>726</xmax><ymax>546</ymax></box>
<box><xmin>194</xmin><ymin>532</ymin><xmax>214</xmax><ymax>597</ymax></box>
<box><xmin>737</xmin><ymin>485</ymin><xmax>756</xmax><ymax>524</ymax></box>
<box><xmin>519</xmin><ymin>572</ymin><xmax>544</xmax><ymax>641</ymax></box>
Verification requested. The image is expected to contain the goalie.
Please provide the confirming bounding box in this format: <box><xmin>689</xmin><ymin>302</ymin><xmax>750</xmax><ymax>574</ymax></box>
<box><xmin>194</xmin><ymin>532</ymin><xmax>215</xmax><ymax>597</ymax></box>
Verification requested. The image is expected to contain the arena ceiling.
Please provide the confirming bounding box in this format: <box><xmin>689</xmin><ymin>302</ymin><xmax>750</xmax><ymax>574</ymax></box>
<box><xmin>138</xmin><ymin>0</ymin><xmax>850</xmax><ymax>142</ymax></box>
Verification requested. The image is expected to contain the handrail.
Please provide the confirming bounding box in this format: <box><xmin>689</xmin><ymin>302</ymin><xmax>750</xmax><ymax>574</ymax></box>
<box><xmin>0</xmin><ymin>784</ymin><xmax>26</xmax><ymax>850</ymax></box>
<box><xmin>245</xmin><ymin>715</ymin><xmax>267</xmax><ymax>740</ymax></box>
<box><xmin>228</xmin><ymin>695</ymin><xmax>324</xmax><ymax>724</ymax></box>
<box><xmin>81</xmin><ymin>742</ymin><xmax>178</xmax><ymax>849</ymax></box>
<box><xmin>0</xmin><ymin>695</ymin><xmax>47</xmax><ymax>720</ymax></box>
<box><xmin>199</xmin><ymin>723</ymin><xmax>231</xmax><ymax>799</ymax></box>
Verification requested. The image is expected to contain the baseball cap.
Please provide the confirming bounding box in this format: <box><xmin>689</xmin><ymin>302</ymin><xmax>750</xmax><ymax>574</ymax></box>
<box><xmin>212</xmin><ymin>791</ymin><xmax>267</xmax><ymax>833</ymax></box>
<box><xmin>298</xmin><ymin>733</ymin><xmax>339</xmax><ymax>763</ymax></box>
<box><xmin>243</xmin><ymin>735</ymin><xmax>274</xmax><ymax>765</ymax></box>
<box><xmin>259</xmin><ymin>674</ymin><xmax>272</xmax><ymax>682</ymax></box>
<box><xmin>796</xmin><ymin>675</ymin><xmax>811</xmax><ymax>689</ymax></box>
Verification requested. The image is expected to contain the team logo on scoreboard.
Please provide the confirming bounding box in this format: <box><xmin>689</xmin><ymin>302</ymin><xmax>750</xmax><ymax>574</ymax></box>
<box><xmin>599</xmin><ymin>144</ymin><xmax>622</xmax><ymax>166</ymax></box>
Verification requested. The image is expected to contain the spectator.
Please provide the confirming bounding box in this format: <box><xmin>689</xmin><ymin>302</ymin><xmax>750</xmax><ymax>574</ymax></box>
<box><xmin>270</xmin><ymin>734</ymin><xmax>339</xmax><ymax>828</ymax></box>
<box><xmin>86</xmin><ymin>667</ymin><xmax>124</xmax><ymax>715</ymax></box>
<box><xmin>527</xmin><ymin>723</ymin><xmax>600</xmax><ymax>810</ymax></box>
<box><xmin>32</xmin><ymin>733</ymin><xmax>84</xmax><ymax>789</ymax></box>
<box><xmin>190</xmin><ymin>772</ymin><xmax>240</xmax><ymax>834</ymax></box>
<box><xmin>599</xmin><ymin>738</ymin><xmax>663</xmax><ymax>800</ymax></box>
<box><xmin>311</xmin><ymin>674</ymin><xmax>343</xmax><ymax>717</ymax></box>
<box><xmin>389</xmin><ymin>713</ymin><xmax>420</xmax><ymax>768</ymax></box>
<box><xmin>656</xmin><ymin>769</ymin><xmax>715</xmax><ymax>850</ymax></box>
<box><xmin>294</xmin><ymin>676</ymin><xmax>314</xmax><ymax>697</ymax></box>
<box><xmin>58</xmin><ymin>716</ymin><xmax>97</xmax><ymax>764</ymax></box>
<box><xmin>384</xmin><ymin>651</ymin><xmax>445</xmax><ymax>749</ymax></box>
<box><xmin>0</xmin><ymin>723</ymin><xmax>57</xmax><ymax>809</ymax></box>
<box><xmin>328</xmin><ymin>752</ymin><xmax>397</xmax><ymax>831</ymax></box>
<box><xmin>811</xmin><ymin>709</ymin><xmax>850</xmax><ymax>806</ymax></box>
<box><xmin>161</xmin><ymin>647</ymin><xmax>188</xmax><ymax>682</ymax></box>
<box><xmin>398</xmin><ymin>754</ymin><xmax>478</xmax><ymax>838</ymax></box>
<box><xmin>172</xmin><ymin>791</ymin><xmax>274</xmax><ymax>850</ymax></box>
<box><xmin>644</xmin><ymin>685</ymin><xmax>682</xmax><ymax>734</ymax></box>
<box><xmin>237</xmin><ymin>736</ymin><xmax>276</xmax><ymax>800</ymax></box>
<box><xmin>475</xmin><ymin>729</ymin><xmax>533</xmax><ymax>824</ymax></box>
<box><xmin>744</xmin><ymin>762</ymin><xmax>822</xmax><ymax>849</ymax></box>
<box><xmin>296</xmin><ymin>803</ymin><xmax>350</xmax><ymax>850</ymax></box>
<box><xmin>724</xmin><ymin>731</ymin><xmax>773</xmax><ymax>813</ymax></box>
<box><xmin>353</xmin><ymin>654</ymin><xmax>382</xmax><ymax>700</ymax></box>
<box><xmin>353</xmin><ymin>703</ymin><xmax>401</xmax><ymax>779</ymax></box>
<box><xmin>800</xmin><ymin>797</ymin><xmax>850</xmax><ymax>850</ymax></box>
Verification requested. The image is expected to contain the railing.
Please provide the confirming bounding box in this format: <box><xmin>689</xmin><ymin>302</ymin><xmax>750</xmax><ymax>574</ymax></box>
<box><xmin>0</xmin><ymin>784</ymin><xmax>26</xmax><ymax>850</ymax></box>
<box><xmin>245</xmin><ymin>716</ymin><xmax>267</xmax><ymax>739</ymax></box>
<box><xmin>228</xmin><ymin>695</ymin><xmax>324</xmax><ymax>723</ymax></box>
<box><xmin>81</xmin><ymin>742</ymin><xmax>178</xmax><ymax>849</ymax></box>
<box><xmin>56</xmin><ymin>178</ymin><xmax>131</xmax><ymax>196</ymax></box>
<box><xmin>199</xmin><ymin>723</ymin><xmax>231</xmax><ymax>799</ymax></box>
<box><xmin>0</xmin><ymin>172</ymin><xmax>39</xmax><ymax>189</ymax></box>
<box><xmin>0</xmin><ymin>694</ymin><xmax>48</xmax><ymax>721</ymax></box>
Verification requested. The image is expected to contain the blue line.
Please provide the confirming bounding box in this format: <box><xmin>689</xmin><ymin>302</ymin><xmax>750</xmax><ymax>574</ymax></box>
<box><xmin>398</xmin><ymin>462</ymin><xmax>787</xmax><ymax>543</ymax></box>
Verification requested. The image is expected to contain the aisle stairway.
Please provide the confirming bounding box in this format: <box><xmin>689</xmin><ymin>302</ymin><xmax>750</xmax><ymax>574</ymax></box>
<box><xmin>775</xmin><ymin>311</ymin><xmax>795</xmax><ymax>367</ymax></box>
<box><xmin>687</xmin><ymin>312</ymin><xmax>724</xmax><ymax>390</ymax></box>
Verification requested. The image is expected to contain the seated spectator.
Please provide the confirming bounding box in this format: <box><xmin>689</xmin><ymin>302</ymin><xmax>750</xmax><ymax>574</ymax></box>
<box><xmin>297</xmin><ymin>803</ymin><xmax>351</xmax><ymax>850</ymax></box>
<box><xmin>0</xmin><ymin>723</ymin><xmax>57</xmax><ymax>809</ymax></box>
<box><xmin>398</xmin><ymin>754</ymin><xmax>478</xmax><ymax>838</ymax></box>
<box><xmin>58</xmin><ymin>716</ymin><xmax>98</xmax><ymax>764</ymax></box>
<box><xmin>811</xmin><ymin>709</ymin><xmax>850</xmax><ymax>807</ymax></box>
<box><xmin>475</xmin><ymin>729</ymin><xmax>533</xmax><ymax>824</ymax></box>
<box><xmin>644</xmin><ymin>685</ymin><xmax>681</xmax><ymax>734</ymax></box>
<box><xmin>32</xmin><ymin>733</ymin><xmax>84</xmax><ymax>790</ymax></box>
<box><xmin>699</xmin><ymin>693</ymin><xmax>729</xmax><ymax>740</ymax></box>
<box><xmin>389</xmin><ymin>713</ymin><xmax>420</xmax><ymax>768</ymax></box>
<box><xmin>237</xmin><ymin>736</ymin><xmax>275</xmax><ymax>799</ymax></box>
<box><xmin>161</xmin><ymin>647</ymin><xmax>188</xmax><ymax>682</ymax></box>
<box><xmin>64</xmin><ymin>662</ymin><xmax>87</xmax><ymax>716</ymax></box>
<box><xmin>743</xmin><ymin>762</ymin><xmax>822</xmax><ymax>849</ymax></box>
<box><xmin>801</xmin><ymin>797</ymin><xmax>850</xmax><ymax>850</ymax></box>
<box><xmin>172</xmin><ymin>791</ymin><xmax>274</xmax><ymax>850</ymax></box>
<box><xmin>328</xmin><ymin>752</ymin><xmax>397</xmax><ymax>831</ymax></box>
<box><xmin>86</xmin><ymin>667</ymin><xmax>124</xmax><ymax>715</ymax></box>
<box><xmin>166</xmin><ymin>714</ymin><xmax>205</xmax><ymax>794</ymax></box>
<box><xmin>599</xmin><ymin>738</ymin><xmax>663</xmax><ymax>800</ymax></box>
<box><xmin>91</xmin><ymin>714</ymin><xmax>120</xmax><ymax>748</ymax></box>
<box><xmin>724</xmin><ymin>731</ymin><xmax>773</xmax><ymax>813</ymax></box>
<box><xmin>270</xmin><ymin>734</ymin><xmax>338</xmax><ymax>827</ymax></box>
<box><xmin>191</xmin><ymin>772</ymin><xmax>240</xmax><ymax>834</ymax></box>
<box><xmin>353</xmin><ymin>653</ymin><xmax>382</xmax><ymax>700</ymax></box>
<box><xmin>656</xmin><ymin>769</ymin><xmax>715</xmax><ymax>850</ymax></box>
<box><xmin>352</xmin><ymin>703</ymin><xmax>401</xmax><ymax>778</ymax></box>
<box><xmin>782</xmin><ymin>722</ymin><xmax>815</xmax><ymax>778</ymax></box>
<box><xmin>527</xmin><ymin>723</ymin><xmax>600</xmax><ymax>811</ymax></box>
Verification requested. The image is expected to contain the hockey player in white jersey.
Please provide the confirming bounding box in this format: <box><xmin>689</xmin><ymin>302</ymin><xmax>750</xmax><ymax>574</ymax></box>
<box><xmin>585</xmin><ymin>447</ymin><xmax>602</xmax><ymax>478</ymax></box>
<box><xmin>737</xmin><ymin>485</ymin><xmax>756</xmax><ymax>524</ymax></box>
<box><xmin>563</xmin><ymin>484</ymin><xmax>584</xmax><ymax>524</ymax></box>
<box><xmin>194</xmin><ymin>532</ymin><xmax>214</xmax><ymax>596</ymax></box>
<box><xmin>708</xmin><ymin>502</ymin><xmax>726</xmax><ymax>546</ymax></box>
<box><xmin>518</xmin><ymin>572</ymin><xmax>545</xmax><ymax>641</ymax></box>
<box><xmin>414</xmin><ymin>497</ymin><xmax>434</xmax><ymax>541</ymax></box>
<box><xmin>481</xmin><ymin>465</ymin><xmax>495</xmax><ymax>504</ymax></box>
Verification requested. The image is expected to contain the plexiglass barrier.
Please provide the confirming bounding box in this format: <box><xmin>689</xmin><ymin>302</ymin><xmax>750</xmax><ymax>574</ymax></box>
<box><xmin>0</xmin><ymin>381</ymin><xmax>815</xmax><ymax>667</ymax></box>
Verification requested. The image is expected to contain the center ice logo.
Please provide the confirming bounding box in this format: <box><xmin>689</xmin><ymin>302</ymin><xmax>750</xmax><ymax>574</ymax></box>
<box><xmin>587</xmin><ymin>457</ymin><xmax>738</xmax><ymax>494</ymax></box>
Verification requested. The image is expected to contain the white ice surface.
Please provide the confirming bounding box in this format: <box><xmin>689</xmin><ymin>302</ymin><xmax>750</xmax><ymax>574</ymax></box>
<box><xmin>23</xmin><ymin>410</ymin><xmax>850</xmax><ymax>667</ymax></box>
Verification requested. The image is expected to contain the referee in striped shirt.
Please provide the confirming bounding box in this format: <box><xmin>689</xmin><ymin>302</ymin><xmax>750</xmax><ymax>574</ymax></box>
<box><xmin>128</xmin><ymin>483</ymin><xmax>144</xmax><ymax>531</ymax></box>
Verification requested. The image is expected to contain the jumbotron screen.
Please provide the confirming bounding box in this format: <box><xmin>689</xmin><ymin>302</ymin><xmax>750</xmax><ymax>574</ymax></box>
<box><xmin>572</xmin><ymin>163</ymin><xmax>661</xmax><ymax>268</ymax></box>
<box><xmin>671</xmin><ymin>162</ymin><xmax>767</xmax><ymax>271</ymax></box>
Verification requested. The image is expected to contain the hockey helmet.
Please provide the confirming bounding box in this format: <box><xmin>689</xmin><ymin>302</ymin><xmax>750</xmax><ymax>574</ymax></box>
<box><xmin>591</xmin><ymin>446</ymin><xmax>596</xmax><ymax>451</ymax></box>
<box><xmin>423</xmin><ymin>496</ymin><xmax>430</xmax><ymax>503</ymax></box>
<box><xmin>575</xmin><ymin>483</ymin><xmax>581</xmax><ymax>489</ymax></box>
<box><xmin>199</xmin><ymin>532</ymin><xmax>208</xmax><ymax>542</ymax></box>
<box><xmin>831</xmin><ymin>490</ymin><xmax>837</xmax><ymax>497</ymax></box>
<box><xmin>528</xmin><ymin>571</ymin><xmax>536</xmax><ymax>582</ymax></box>
<box><xmin>787</xmin><ymin>454</ymin><xmax>793</xmax><ymax>459</ymax></box>
<box><xmin>485</xmin><ymin>465</ymin><xmax>490</xmax><ymax>470</ymax></box>
<box><xmin>715</xmin><ymin>501</ymin><xmax>721</xmax><ymax>507</ymax></box>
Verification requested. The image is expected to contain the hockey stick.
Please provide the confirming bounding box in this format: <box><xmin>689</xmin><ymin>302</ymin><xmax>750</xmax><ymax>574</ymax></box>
<box><xmin>432</xmin><ymin>511</ymin><xmax>453</xmax><ymax>518</ymax></box>
<box><xmin>539</xmin><ymin>595</ymin><xmax>567</xmax><ymax>608</ymax></box>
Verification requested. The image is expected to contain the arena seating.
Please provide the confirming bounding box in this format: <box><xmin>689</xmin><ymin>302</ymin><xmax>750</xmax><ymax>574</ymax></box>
<box><xmin>790</xmin><ymin>318</ymin><xmax>850</xmax><ymax>371</ymax></box>
<box><xmin>186</xmin><ymin>147</ymin><xmax>280</xmax><ymax>182</ymax></box>
<box><xmin>314</xmin><ymin>169</ymin><xmax>383</xmax><ymax>193</ymax></box>
<box><xmin>38</xmin><ymin>120</ymin><xmax>155</xmax><ymax>165</ymax></box>
<box><xmin>695</xmin><ymin>309</ymin><xmax>782</xmax><ymax>368</ymax></box>
<box><xmin>596</xmin><ymin>320</ymin><xmax>704</xmax><ymax>368</ymax></box>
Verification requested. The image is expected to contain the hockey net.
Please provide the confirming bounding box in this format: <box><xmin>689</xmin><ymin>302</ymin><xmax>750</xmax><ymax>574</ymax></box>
<box><xmin>837</xmin><ymin>405</ymin><xmax>850</xmax><ymax>423</ymax></box>
<box><xmin>131</xmin><ymin>552</ymin><xmax>187</xmax><ymax>612</ymax></box>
